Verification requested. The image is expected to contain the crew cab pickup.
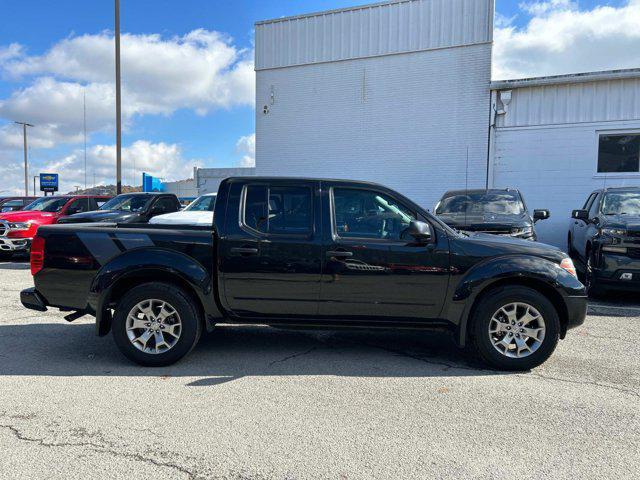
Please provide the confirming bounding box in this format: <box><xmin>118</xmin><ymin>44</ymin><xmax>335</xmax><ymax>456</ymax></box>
<box><xmin>20</xmin><ymin>177</ymin><xmax>587</xmax><ymax>370</ymax></box>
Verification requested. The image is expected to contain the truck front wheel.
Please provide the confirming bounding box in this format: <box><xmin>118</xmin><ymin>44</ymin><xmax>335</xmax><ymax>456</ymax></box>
<box><xmin>111</xmin><ymin>282</ymin><xmax>202</xmax><ymax>367</ymax></box>
<box><xmin>471</xmin><ymin>286</ymin><xmax>560</xmax><ymax>371</ymax></box>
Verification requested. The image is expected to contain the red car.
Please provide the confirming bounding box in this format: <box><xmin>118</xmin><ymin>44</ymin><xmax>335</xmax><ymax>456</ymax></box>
<box><xmin>0</xmin><ymin>195</ymin><xmax>111</xmax><ymax>258</ymax></box>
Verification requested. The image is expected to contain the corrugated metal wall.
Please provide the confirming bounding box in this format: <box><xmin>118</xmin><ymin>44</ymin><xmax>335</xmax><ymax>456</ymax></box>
<box><xmin>255</xmin><ymin>0</ymin><xmax>494</xmax><ymax>70</ymax></box>
<box><xmin>495</xmin><ymin>78</ymin><xmax>640</xmax><ymax>128</ymax></box>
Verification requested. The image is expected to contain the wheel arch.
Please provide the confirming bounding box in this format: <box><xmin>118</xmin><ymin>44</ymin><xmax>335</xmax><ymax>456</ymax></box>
<box><xmin>90</xmin><ymin>248</ymin><xmax>222</xmax><ymax>336</ymax></box>
<box><xmin>462</xmin><ymin>277</ymin><xmax>569</xmax><ymax>346</ymax></box>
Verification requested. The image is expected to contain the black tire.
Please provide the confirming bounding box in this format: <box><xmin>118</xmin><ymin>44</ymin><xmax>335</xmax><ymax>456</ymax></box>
<box><xmin>111</xmin><ymin>282</ymin><xmax>203</xmax><ymax>367</ymax></box>
<box><xmin>470</xmin><ymin>286</ymin><xmax>561</xmax><ymax>371</ymax></box>
<box><xmin>585</xmin><ymin>252</ymin><xmax>606</xmax><ymax>298</ymax></box>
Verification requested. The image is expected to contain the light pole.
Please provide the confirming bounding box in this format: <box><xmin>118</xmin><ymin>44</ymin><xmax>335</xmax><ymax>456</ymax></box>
<box><xmin>15</xmin><ymin>121</ymin><xmax>34</xmax><ymax>197</ymax></box>
<box><xmin>33</xmin><ymin>175</ymin><xmax>38</xmax><ymax>197</ymax></box>
<box><xmin>115</xmin><ymin>0</ymin><xmax>122</xmax><ymax>194</ymax></box>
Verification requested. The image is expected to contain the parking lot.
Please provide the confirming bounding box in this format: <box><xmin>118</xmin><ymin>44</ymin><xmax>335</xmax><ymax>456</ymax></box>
<box><xmin>0</xmin><ymin>257</ymin><xmax>638</xmax><ymax>480</ymax></box>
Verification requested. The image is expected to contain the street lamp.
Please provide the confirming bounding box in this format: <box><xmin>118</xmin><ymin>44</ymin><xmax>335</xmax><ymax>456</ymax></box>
<box><xmin>14</xmin><ymin>121</ymin><xmax>34</xmax><ymax>197</ymax></box>
<box><xmin>115</xmin><ymin>0</ymin><xmax>122</xmax><ymax>195</ymax></box>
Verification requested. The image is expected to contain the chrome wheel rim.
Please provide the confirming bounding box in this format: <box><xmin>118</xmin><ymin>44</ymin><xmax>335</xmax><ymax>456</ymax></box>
<box><xmin>126</xmin><ymin>299</ymin><xmax>182</xmax><ymax>354</ymax></box>
<box><xmin>488</xmin><ymin>302</ymin><xmax>545</xmax><ymax>359</ymax></box>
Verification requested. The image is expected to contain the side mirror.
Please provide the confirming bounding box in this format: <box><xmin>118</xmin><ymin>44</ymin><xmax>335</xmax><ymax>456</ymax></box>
<box><xmin>407</xmin><ymin>220</ymin><xmax>432</xmax><ymax>241</ymax></box>
<box><xmin>533</xmin><ymin>209</ymin><xmax>550</xmax><ymax>222</ymax></box>
<box><xmin>572</xmin><ymin>209</ymin><xmax>589</xmax><ymax>221</ymax></box>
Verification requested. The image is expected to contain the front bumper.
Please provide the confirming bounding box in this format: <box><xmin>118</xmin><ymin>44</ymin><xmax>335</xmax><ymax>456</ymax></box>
<box><xmin>20</xmin><ymin>287</ymin><xmax>48</xmax><ymax>312</ymax></box>
<box><xmin>564</xmin><ymin>295</ymin><xmax>588</xmax><ymax>331</ymax></box>
<box><xmin>593</xmin><ymin>250</ymin><xmax>640</xmax><ymax>290</ymax></box>
<box><xmin>0</xmin><ymin>237</ymin><xmax>31</xmax><ymax>252</ymax></box>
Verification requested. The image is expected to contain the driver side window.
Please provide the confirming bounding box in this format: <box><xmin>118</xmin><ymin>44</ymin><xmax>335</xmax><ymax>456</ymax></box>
<box><xmin>67</xmin><ymin>198</ymin><xmax>90</xmax><ymax>215</ymax></box>
<box><xmin>332</xmin><ymin>188</ymin><xmax>415</xmax><ymax>241</ymax></box>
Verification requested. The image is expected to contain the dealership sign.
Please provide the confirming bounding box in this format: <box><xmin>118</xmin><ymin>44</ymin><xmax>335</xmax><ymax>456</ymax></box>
<box><xmin>39</xmin><ymin>173</ymin><xmax>59</xmax><ymax>192</ymax></box>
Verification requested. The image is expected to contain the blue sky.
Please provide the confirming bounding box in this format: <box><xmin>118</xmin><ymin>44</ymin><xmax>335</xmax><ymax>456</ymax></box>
<box><xmin>0</xmin><ymin>0</ymin><xmax>637</xmax><ymax>193</ymax></box>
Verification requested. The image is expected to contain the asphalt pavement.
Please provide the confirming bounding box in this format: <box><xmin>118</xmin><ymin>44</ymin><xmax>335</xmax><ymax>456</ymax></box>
<box><xmin>0</xmin><ymin>258</ymin><xmax>638</xmax><ymax>479</ymax></box>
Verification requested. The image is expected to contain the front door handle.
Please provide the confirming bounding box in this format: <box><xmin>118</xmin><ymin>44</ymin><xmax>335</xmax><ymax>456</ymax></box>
<box><xmin>326</xmin><ymin>250</ymin><xmax>353</xmax><ymax>258</ymax></box>
<box><xmin>231</xmin><ymin>247</ymin><xmax>258</xmax><ymax>256</ymax></box>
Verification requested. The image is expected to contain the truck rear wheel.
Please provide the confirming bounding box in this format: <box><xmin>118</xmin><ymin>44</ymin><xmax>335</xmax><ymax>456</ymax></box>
<box><xmin>470</xmin><ymin>286</ymin><xmax>560</xmax><ymax>371</ymax></box>
<box><xmin>111</xmin><ymin>282</ymin><xmax>202</xmax><ymax>367</ymax></box>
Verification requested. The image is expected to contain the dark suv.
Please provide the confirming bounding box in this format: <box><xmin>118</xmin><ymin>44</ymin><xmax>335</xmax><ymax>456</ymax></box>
<box><xmin>435</xmin><ymin>189</ymin><xmax>550</xmax><ymax>241</ymax></box>
<box><xmin>569</xmin><ymin>187</ymin><xmax>640</xmax><ymax>295</ymax></box>
<box><xmin>58</xmin><ymin>193</ymin><xmax>181</xmax><ymax>224</ymax></box>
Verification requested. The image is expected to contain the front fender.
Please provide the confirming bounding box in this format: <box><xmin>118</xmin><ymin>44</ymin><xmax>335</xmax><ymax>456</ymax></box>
<box><xmin>89</xmin><ymin>247</ymin><xmax>223</xmax><ymax>335</ymax></box>
<box><xmin>447</xmin><ymin>255</ymin><xmax>584</xmax><ymax>346</ymax></box>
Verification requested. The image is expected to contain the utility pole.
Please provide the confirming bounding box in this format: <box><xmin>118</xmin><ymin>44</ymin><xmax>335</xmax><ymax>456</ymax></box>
<box><xmin>83</xmin><ymin>90</ymin><xmax>87</xmax><ymax>191</ymax></box>
<box><xmin>115</xmin><ymin>0</ymin><xmax>122</xmax><ymax>194</ymax></box>
<box><xmin>15</xmin><ymin>121</ymin><xmax>34</xmax><ymax>197</ymax></box>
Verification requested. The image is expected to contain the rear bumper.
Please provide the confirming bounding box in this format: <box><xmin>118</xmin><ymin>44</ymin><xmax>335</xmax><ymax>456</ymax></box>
<box><xmin>0</xmin><ymin>237</ymin><xmax>31</xmax><ymax>252</ymax></box>
<box><xmin>20</xmin><ymin>287</ymin><xmax>48</xmax><ymax>312</ymax></box>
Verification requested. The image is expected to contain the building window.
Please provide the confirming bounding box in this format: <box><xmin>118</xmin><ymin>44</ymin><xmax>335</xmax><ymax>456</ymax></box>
<box><xmin>598</xmin><ymin>134</ymin><xmax>640</xmax><ymax>173</ymax></box>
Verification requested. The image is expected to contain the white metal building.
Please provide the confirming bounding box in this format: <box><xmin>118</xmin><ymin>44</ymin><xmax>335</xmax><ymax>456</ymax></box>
<box><xmin>254</xmin><ymin>0</ymin><xmax>640</xmax><ymax>247</ymax></box>
<box><xmin>490</xmin><ymin>69</ymin><xmax>640</xmax><ymax>247</ymax></box>
<box><xmin>255</xmin><ymin>0</ymin><xmax>494</xmax><ymax>210</ymax></box>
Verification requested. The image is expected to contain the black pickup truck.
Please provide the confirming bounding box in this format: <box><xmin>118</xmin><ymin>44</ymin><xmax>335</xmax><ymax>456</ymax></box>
<box><xmin>21</xmin><ymin>177</ymin><xmax>587</xmax><ymax>370</ymax></box>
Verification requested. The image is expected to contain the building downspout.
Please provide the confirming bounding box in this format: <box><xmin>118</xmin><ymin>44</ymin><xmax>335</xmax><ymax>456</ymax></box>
<box><xmin>486</xmin><ymin>90</ymin><xmax>498</xmax><ymax>189</ymax></box>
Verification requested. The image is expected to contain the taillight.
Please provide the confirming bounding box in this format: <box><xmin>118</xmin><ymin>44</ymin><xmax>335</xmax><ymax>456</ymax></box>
<box><xmin>30</xmin><ymin>236</ymin><xmax>45</xmax><ymax>276</ymax></box>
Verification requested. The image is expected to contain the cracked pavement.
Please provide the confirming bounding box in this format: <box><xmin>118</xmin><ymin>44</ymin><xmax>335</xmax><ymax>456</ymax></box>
<box><xmin>0</xmin><ymin>260</ymin><xmax>639</xmax><ymax>479</ymax></box>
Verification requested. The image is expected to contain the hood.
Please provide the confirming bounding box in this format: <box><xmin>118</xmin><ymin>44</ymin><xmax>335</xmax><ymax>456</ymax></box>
<box><xmin>0</xmin><ymin>210</ymin><xmax>58</xmax><ymax>223</ymax></box>
<box><xmin>149</xmin><ymin>211</ymin><xmax>213</xmax><ymax>226</ymax></box>
<box><xmin>459</xmin><ymin>231</ymin><xmax>565</xmax><ymax>263</ymax></box>
<box><xmin>59</xmin><ymin>210</ymin><xmax>139</xmax><ymax>224</ymax></box>
<box><xmin>438</xmin><ymin>212</ymin><xmax>530</xmax><ymax>230</ymax></box>
<box><xmin>601</xmin><ymin>214</ymin><xmax>640</xmax><ymax>233</ymax></box>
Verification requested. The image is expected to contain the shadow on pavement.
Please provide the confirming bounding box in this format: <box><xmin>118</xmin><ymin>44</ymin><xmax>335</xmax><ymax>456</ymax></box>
<box><xmin>0</xmin><ymin>322</ymin><xmax>503</xmax><ymax>384</ymax></box>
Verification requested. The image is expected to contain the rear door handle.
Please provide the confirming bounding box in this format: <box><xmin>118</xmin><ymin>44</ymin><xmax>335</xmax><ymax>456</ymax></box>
<box><xmin>231</xmin><ymin>247</ymin><xmax>258</xmax><ymax>255</ymax></box>
<box><xmin>326</xmin><ymin>250</ymin><xmax>353</xmax><ymax>258</ymax></box>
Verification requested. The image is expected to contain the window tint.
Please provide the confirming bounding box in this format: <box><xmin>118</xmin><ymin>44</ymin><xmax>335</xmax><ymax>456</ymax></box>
<box><xmin>333</xmin><ymin>188</ymin><xmax>415</xmax><ymax>241</ymax></box>
<box><xmin>268</xmin><ymin>186</ymin><xmax>312</xmax><ymax>234</ymax></box>
<box><xmin>154</xmin><ymin>197</ymin><xmax>177</xmax><ymax>213</ymax></box>
<box><xmin>68</xmin><ymin>198</ymin><xmax>90</xmax><ymax>214</ymax></box>
<box><xmin>588</xmin><ymin>193</ymin><xmax>601</xmax><ymax>218</ymax></box>
<box><xmin>3</xmin><ymin>200</ymin><xmax>22</xmax><ymax>207</ymax></box>
<box><xmin>583</xmin><ymin>193</ymin><xmax>597</xmax><ymax>210</ymax></box>
<box><xmin>598</xmin><ymin>134</ymin><xmax>640</xmax><ymax>173</ymax></box>
<box><xmin>243</xmin><ymin>185</ymin><xmax>312</xmax><ymax>235</ymax></box>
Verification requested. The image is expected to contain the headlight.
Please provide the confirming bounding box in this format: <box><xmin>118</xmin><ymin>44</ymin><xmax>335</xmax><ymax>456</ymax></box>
<box><xmin>559</xmin><ymin>257</ymin><xmax>577</xmax><ymax>277</ymax></box>
<box><xmin>511</xmin><ymin>226</ymin><xmax>533</xmax><ymax>237</ymax></box>
<box><xmin>600</xmin><ymin>227</ymin><xmax>626</xmax><ymax>237</ymax></box>
<box><xmin>8</xmin><ymin>222</ymin><xmax>30</xmax><ymax>230</ymax></box>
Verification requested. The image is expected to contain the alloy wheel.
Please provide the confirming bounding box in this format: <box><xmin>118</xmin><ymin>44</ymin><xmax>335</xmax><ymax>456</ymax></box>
<box><xmin>126</xmin><ymin>299</ymin><xmax>182</xmax><ymax>354</ymax></box>
<box><xmin>488</xmin><ymin>302</ymin><xmax>546</xmax><ymax>358</ymax></box>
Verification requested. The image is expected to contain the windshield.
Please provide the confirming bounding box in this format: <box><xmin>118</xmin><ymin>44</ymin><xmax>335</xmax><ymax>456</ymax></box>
<box><xmin>436</xmin><ymin>191</ymin><xmax>525</xmax><ymax>216</ymax></box>
<box><xmin>602</xmin><ymin>191</ymin><xmax>640</xmax><ymax>215</ymax></box>
<box><xmin>99</xmin><ymin>194</ymin><xmax>152</xmax><ymax>212</ymax></box>
<box><xmin>22</xmin><ymin>197</ymin><xmax>69</xmax><ymax>213</ymax></box>
<box><xmin>185</xmin><ymin>195</ymin><xmax>216</xmax><ymax>212</ymax></box>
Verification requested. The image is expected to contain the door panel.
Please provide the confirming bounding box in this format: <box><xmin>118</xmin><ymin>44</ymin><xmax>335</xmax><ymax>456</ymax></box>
<box><xmin>220</xmin><ymin>181</ymin><xmax>323</xmax><ymax>319</ymax></box>
<box><xmin>319</xmin><ymin>184</ymin><xmax>450</xmax><ymax>321</ymax></box>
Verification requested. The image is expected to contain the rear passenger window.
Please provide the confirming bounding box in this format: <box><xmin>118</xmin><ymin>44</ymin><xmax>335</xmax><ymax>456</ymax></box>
<box><xmin>243</xmin><ymin>185</ymin><xmax>312</xmax><ymax>235</ymax></box>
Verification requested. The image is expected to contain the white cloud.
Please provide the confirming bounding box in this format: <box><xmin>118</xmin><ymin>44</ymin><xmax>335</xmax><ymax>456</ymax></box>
<box><xmin>494</xmin><ymin>0</ymin><xmax>640</xmax><ymax>79</ymax></box>
<box><xmin>518</xmin><ymin>0</ymin><xmax>577</xmax><ymax>16</ymax></box>
<box><xmin>236</xmin><ymin>133</ymin><xmax>255</xmax><ymax>168</ymax></box>
<box><xmin>0</xmin><ymin>29</ymin><xmax>255</xmax><ymax>148</ymax></box>
<box><xmin>0</xmin><ymin>140</ymin><xmax>202</xmax><ymax>195</ymax></box>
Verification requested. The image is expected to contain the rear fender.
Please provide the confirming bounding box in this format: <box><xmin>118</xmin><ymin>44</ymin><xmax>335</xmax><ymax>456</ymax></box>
<box><xmin>90</xmin><ymin>247</ymin><xmax>223</xmax><ymax>336</ymax></box>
